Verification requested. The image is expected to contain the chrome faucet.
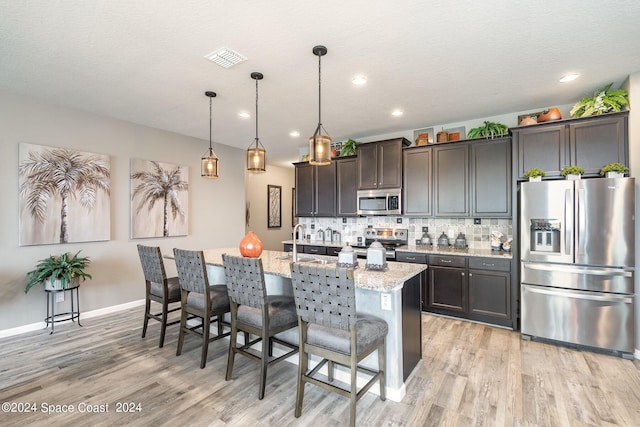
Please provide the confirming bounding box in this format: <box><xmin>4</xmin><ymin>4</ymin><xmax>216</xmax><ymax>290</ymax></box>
<box><xmin>292</xmin><ymin>223</ymin><xmax>304</xmax><ymax>262</ymax></box>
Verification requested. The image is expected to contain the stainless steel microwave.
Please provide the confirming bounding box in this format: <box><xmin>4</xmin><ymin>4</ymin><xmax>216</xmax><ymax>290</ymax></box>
<box><xmin>357</xmin><ymin>189</ymin><xmax>401</xmax><ymax>215</ymax></box>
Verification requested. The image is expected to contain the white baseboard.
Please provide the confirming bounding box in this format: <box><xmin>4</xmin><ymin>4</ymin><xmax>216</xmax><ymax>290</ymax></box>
<box><xmin>0</xmin><ymin>299</ymin><xmax>145</xmax><ymax>339</ymax></box>
<box><xmin>635</xmin><ymin>348</ymin><xmax>640</xmax><ymax>360</ymax></box>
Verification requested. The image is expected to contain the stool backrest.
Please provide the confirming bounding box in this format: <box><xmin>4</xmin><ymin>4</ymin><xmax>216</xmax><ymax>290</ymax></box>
<box><xmin>222</xmin><ymin>254</ymin><xmax>266</xmax><ymax>308</ymax></box>
<box><xmin>290</xmin><ymin>263</ymin><xmax>356</xmax><ymax>331</ymax></box>
<box><xmin>137</xmin><ymin>244</ymin><xmax>168</xmax><ymax>284</ymax></box>
<box><xmin>173</xmin><ymin>248</ymin><xmax>209</xmax><ymax>293</ymax></box>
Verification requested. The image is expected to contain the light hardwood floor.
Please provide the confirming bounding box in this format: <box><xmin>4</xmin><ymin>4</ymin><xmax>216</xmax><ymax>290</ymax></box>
<box><xmin>1</xmin><ymin>307</ymin><xmax>639</xmax><ymax>426</ymax></box>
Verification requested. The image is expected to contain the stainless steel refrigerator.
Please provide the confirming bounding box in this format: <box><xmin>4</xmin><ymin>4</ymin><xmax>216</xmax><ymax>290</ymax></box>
<box><xmin>520</xmin><ymin>177</ymin><xmax>635</xmax><ymax>357</ymax></box>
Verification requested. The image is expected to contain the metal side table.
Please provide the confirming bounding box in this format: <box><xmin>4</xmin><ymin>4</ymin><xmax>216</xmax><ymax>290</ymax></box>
<box><xmin>45</xmin><ymin>284</ymin><xmax>82</xmax><ymax>334</ymax></box>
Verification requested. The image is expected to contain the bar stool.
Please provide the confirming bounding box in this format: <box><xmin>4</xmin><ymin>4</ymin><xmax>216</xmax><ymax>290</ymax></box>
<box><xmin>290</xmin><ymin>263</ymin><xmax>388</xmax><ymax>427</ymax></box>
<box><xmin>137</xmin><ymin>244</ymin><xmax>181</xmax><ymax>348</ymax></box>
<box><xmin>173</xmin><ymin>248</ymin><xmax>230</xmax><ymax>369</ymax></box>
<box><xmin>222</xmin><ymin>254</ymin><xmax>298</xmax><ymax>400</ymax></box>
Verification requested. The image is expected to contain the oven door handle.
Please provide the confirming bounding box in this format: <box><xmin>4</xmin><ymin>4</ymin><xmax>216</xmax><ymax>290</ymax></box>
<box><xmin>525</xmin><ymin>285</ymin><xmax>633</xmax><ymax>303</ymax></box>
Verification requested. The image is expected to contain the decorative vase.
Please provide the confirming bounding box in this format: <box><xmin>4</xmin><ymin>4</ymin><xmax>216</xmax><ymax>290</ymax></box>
<box><xmin>538</xmin><ymin>107</ymin><xmax>562</xmax><ymax>122</ymax></box>
<box><xmin>44</xmin><ymin>276</ymin><xmax>79</xmax><ymax>291</ymax></box>
<box><xmin>566</xmin><ymin>174</ymin><xmax>582</xmax><ymax>180</ymax></box>
<box><xmin>606</xmin><ymin>171</ymin><xmax>624</xmax><ymax>178</ymax></box>
<box><xmin>529</xmin><ymin>176</ymin><xmax>542</xmax><ymax>182</ymax></box>
<box><xmin>239</xmin><ymin>231</ymin><xmax>263</xmax><ymax>258</ymax></box>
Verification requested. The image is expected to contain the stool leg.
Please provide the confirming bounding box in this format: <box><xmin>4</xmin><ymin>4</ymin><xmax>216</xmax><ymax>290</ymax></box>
<box><xmin>258</xmin><ymin>330</ymin><xmax>268</xmax><ymax>400</ymax></box>
<box><xmin>379</xmin><ymin>340</ymin><xmax>386</xmax><ymax>401</ymax></box>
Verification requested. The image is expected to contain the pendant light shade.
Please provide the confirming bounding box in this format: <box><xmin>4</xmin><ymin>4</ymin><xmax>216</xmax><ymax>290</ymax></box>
<box><xmin>309</xmin><ymin>45</ymin><xmax>332</xmax><ymax>166</ymax></box>
<box><xmin>246</xmin><ymin>72</ymin><xmax>266</xmax><ymax>173</ymax></box>
<box><xmin>201</xmin><ymin>91</ymin><xmax>219</xmax><ymax>178</ymax></box>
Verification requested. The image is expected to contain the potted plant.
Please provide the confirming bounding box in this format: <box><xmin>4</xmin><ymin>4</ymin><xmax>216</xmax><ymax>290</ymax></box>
<box><xmin>340</xmin><ymin>138</ymin><xmax>359</xmax><ymax>156</ymax></box>
<box><xmin>25</xmin><ymin>251</ymin><xmax>92</xmax><ymax>293</ymax></box>
<box><xmin>467</xmin><ymin>121</ymin><xmax>509</xmax><ymax>139</ymax></box>
<box><xmin>570</xmin><ymin>83</ymin><xmax>629</xmax><ymax>118</ymax></box>
<box><xmin>600</xmin><ymin>162</ymin><xmax>629</xmax><ymax>178</ymax></box>
<box><xmin>523</xmin><ymin>167</ymin><xmax>546</xmax><ymax>182</ymax></box>
<box><xmin>561</xmin><ymin>165</ymin><xmax>585</xmax><ymax>180</ymax></box>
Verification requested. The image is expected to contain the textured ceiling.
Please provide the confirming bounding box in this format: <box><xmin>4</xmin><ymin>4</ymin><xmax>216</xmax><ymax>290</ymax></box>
<box><xmin>2</xmin><ymin>1</ymin><xmax>640</xmax><ymax>167</ymax></box>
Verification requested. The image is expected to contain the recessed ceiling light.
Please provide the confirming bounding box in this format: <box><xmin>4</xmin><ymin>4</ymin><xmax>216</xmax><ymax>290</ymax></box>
<box><xmin>352</xmin><ymin>76</ymin><xmax>367</xmax><ymax>85</ymax></box>
<box><xmin>560</xmin><ymin>74</ymin><xmax>579</xmax><ymax>83</ymax></box>
<box><xmin>290</xmin><ymin>131</ymin><xmax>300</xmax><ymax>137</ymax></box>
<box><xmin>238</xmin><ymin>112</ymin><xmax>250</xmax><ymax>118</ymax></box>
<box><xmin>391</xmin><ymin>109</ymin><xmax>403</xmax><ymax>117</ymax></box>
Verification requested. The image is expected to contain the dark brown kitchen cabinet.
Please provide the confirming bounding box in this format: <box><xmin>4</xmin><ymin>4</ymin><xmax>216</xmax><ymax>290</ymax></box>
<box><xmin>468</xmin><ymin>257</ymin><xmax>511</xmax><ymax>327</ymax></box>
<box><xmin>294</xmin><ymin>162</ymin><xmax>336</xmax><ymax>217</ymax></box>
<box><xmin>402</xmin><ymin>146</ymin><xmax>432</xmax><ymax>216</ymax></box>
<box><xmin>470</xmin><ymin>137</ymin><xmax>511</xmax><ymax>217</ymax></box>
<box><xmin>514</xmin><ymin>111</ymin><xmax>628</xmax><ymax>179</ymax></box>
<box><xmin>395</xmin><ymin>251</ymin><xmax>428</xmax><ymax>311</ymax></box>
<box><xmin>433</xmin><ymin>143</ymin><xmax>469</xmax><ymax>217</ymax></box>
<box><xmin>427</xmin><ymin>255</ymin><xmax>466</xmax><ymax>314</ymax></box>
<box><xmin>336</xmin><ymin>156</ymin><xmax>358</xmax><ymax>216</ymax></box>
<box><xmin>357</xmin><ymin>138</ymin><xmax>406</xmax><ymax>190</ymax></box>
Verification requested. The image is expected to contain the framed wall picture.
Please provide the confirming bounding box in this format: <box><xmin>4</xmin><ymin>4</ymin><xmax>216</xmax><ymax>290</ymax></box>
<box><xmin>18</xmin><ymin>143</ymin><xmax>111</xmax><ymax>246</ymax></box>
<box><xmin>268</xmin><ymin>184</ymin><xmax>281</xmax><ymax>228</ymax></box>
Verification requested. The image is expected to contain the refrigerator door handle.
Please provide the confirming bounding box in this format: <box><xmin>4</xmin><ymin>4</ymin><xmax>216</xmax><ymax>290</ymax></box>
<box><xmin>577</xmin><ymin>188</ymin><xmax>586</xmax><ymax>255</ymax></box>
<box><xmin>565</xmin><ymin>189</ymin><xmax>572</xmax><ymax>255</ymax></box>
<box><xmin>525</xmin><ymin>285</ymin><xmax>633</xmax><ymax>304</ymax></box>
<box><xmin>522</xmin><ymin>262</ymin><xmax>634</xmax><ymax>277</ymax></box>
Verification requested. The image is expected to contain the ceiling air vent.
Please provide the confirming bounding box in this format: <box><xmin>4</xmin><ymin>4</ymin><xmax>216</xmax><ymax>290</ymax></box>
<box><xmin>204</xmin><ymin>48</ymin><xmax>247</xmax><ymax>68</ymax></box>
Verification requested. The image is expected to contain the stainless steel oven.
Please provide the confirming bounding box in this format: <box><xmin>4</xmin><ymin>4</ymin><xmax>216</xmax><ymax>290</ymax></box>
<box><xmin>357</xmin><ymin>189</ymin><xmax>401</xmax><ymax>215</ymax></box>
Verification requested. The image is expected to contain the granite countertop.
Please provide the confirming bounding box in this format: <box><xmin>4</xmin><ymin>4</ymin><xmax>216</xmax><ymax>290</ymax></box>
<box><xmin>200</xmin><ymin>248</ymin><xmax>426</xmax><ymax>292</ymax></box>
<box><xmin>282</xmin><ymin>240</ymin><xmax>513</xmax><ymax>259</ymax></box>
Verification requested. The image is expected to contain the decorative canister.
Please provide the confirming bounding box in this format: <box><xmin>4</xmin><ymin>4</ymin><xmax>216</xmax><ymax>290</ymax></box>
<box><xmin>448</xmin><ymin>132</ymin><xmax>460</xmax><ymax>141</ymax></box>
<box><xmin>239</xmin><ymin>231</ymin><xmax>263</xmax><ymax>258</ymax></box>
<box><xmin>437</xmin><ymin>130</ymin><xmax>448</xmax><ymax>143</ymax></box>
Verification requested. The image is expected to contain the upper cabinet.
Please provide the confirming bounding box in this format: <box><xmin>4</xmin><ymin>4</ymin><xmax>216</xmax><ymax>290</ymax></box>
<box><xmin>294</xmin><ymin>162</ymin><xmax>336</xmax><ymax>217</ymax></box>
<box><xmin>470</xmin><ymin>137</ymin><xmax>511</xmax><ymax>217</ymax></box>
<box><xmin>403</xmin><ymin>146</ymin><xmax>432</xmax><ymax>216</ymax></box>
<box><xmin>433</xmin><ymin>143</ymin><xmax>469</xmax><ymax>217</ymax></box>
<box><xmin>403</xmin><ymin>136</ymin><xmax>511</xmax><ymax>218</ymax></box>
<box><xmin>336</xmin><ymin>156</ymin><xmax>358</xmax><ymax>216</ymax></box>
<box><xmin>514</xmin><ymin>111</ymin><xmax>628</xmax><ymax>180</ymax></box>
<box><xmin>357</xmin><ymin>138</ymin><xmax>409</xmax><ymax>190</ymax></box>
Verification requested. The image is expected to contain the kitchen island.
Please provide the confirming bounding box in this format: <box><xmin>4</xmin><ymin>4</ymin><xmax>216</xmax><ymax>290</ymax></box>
<box><xmin>200</xmin><ymin>248</ymin><xmax>426</xmax><ymax>402</ymax></box>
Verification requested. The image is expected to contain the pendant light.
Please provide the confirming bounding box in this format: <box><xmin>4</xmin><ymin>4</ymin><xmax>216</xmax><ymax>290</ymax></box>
<box><xmin>309</xmin><ymin>45</ymin><xmax>332</xmax><ymax>166</ymax></box>
<box><xmin>201</xmin><ymin>91</ymin><xmax>219</xmax><ymax>178</ymax></box>
<box><xmin>246</xmin><ymin>72</ymin><xmax>266</xmax><ymax>173</ymax></box>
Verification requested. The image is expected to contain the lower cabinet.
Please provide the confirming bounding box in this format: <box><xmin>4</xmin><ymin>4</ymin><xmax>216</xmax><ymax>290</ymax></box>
<box><xmin>395</xmin><ymin>251</ymin><xmax>428</xmax><ymax>311</ymax></box>
<box><xmin>427</xmin><ymin>255</ymin><xmax>466</xmax><ymax>314</ymax></box>
<box><xmin>413</xmin><ymin>254</ymin><xmax>513</xmax><ymax>328</ymax></box>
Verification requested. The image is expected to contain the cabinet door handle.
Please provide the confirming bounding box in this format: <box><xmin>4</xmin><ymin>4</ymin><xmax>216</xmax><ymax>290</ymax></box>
<box><xmin>469</xmin><ymin>273</ymin><xmax>473</xmax><ymax>277</ymax></box>
<box><xmin>461</xmin><ymin>272</ymin><xmax>465</xmax><ymax>276</ymax></box>
<box><xmin>407</xmin><ymin>256</ymin><xmax>416</xmax><ymax>260</ymax></box>
<box><xmin>482</xmin><ymin>263</ymin><xmax>495</xmax><ymax>267</ymax></box>
<box><xmin>441</xmin><ymin>259</ymin><xmax>452</xmax><ymax>263</ymax></box>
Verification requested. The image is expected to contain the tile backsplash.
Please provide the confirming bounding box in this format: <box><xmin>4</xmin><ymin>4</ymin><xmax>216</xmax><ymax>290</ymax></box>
<box><xmin>296</xmin><ymin>216</ymin><xmax>512</xmax><ymax>250</ymax></box>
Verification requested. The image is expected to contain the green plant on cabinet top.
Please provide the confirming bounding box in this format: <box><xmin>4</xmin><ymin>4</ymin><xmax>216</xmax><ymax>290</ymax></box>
<box><xmin>523</xmin><ymin>167</ymin><xmax>546</xmax><ymax>179</ymax></box>
<box><xmin>340</xmin><ymin>138</ymin><xmax>359</xmax><ymax>156</ymax></box>
<box><xmin>561</xmin><ymin>165</ymin><xmax>585</xmax><ymax>176</ymax></box>
<box><xmin>600</xmin><ymin>162</ymin><xmax>629</xmax><ymax>176</ymax></box>
<box><xmin>570</xmin><ymin>83</ymin><xmax>629</xmax><ymax>118</ymax></box>
<box><xmin>467</xmin><ymin>121</ymin><xmax>509</xmax><ymax>139</ymax></box>
<box><xmin>25</xmin><ymin>251</ymin><xmax>92</xmax><ymax>293</ymax></box>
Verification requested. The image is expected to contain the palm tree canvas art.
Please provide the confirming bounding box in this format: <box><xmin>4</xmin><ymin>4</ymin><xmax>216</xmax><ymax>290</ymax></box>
<box><xmin>130</xmin><ymin>159</ymin><xmax>189</xmax><ymax>238</ymax></box>
<box><xmin>19</xmin><ymin>143</ymin><xmax>111</xmax><ymax>246</ymax></box>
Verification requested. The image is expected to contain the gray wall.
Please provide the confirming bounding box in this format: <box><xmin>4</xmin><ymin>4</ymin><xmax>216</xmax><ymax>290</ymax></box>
<box><xmin>245</xmin><ymin>165</ymin><xmax>295</xmax><ymax>251</ymax></box>
<box><xmin>0</xmin><ymin>90</ymin><xmax>246</xmax><ymax>332</ymax></box>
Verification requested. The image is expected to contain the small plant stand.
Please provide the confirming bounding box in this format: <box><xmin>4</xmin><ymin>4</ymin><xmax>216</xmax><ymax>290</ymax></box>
<box><xmin>44</xmin><ymin>284</ymin><xmax>82</xmax><ymax>334</ymax></box>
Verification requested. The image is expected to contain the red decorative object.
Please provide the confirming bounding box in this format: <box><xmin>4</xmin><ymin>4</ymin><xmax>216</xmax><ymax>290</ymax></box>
<box><xmin>538</xmin><ymin>107</ymin><xmax>562</xmax><ymax>122</ymax></box>
<box><xmin>239</xmin><ymin>231</ymin><xmax>263</xmax><ymax>258</ymax></box>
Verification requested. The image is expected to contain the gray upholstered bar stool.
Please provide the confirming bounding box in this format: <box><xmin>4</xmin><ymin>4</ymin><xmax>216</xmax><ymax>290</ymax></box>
<box><xmin>222</xmin><ymin>254</ymin><xmax>298</xmax><ymax>400</ymax></box>
<box><xmin>290</xmin><ymin>263</ymin><xmax>388</xmax><ymax>427</ymax></box>
<box><xmin>137</xmin><ymin>244</ymin><xmax>181</xmax><ymax>348</ymax></box>
<box><xmin>173</xmin><ymin>248</ymin><xmax>230</xmax><ymax>369</ymax></box>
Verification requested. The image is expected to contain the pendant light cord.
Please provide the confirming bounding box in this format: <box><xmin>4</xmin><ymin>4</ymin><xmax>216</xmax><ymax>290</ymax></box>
<box><xmin>209</xmin><ymin>95</ymin><xmax>213</xmax><ymax>154</ymax></box>
<box><xmin>317</xmin><ymin>52</ymin><xmax>322</xmax><ymax>129</ymax></box>
<box><xmin>255</xmin><ymin>77</ymin><xmax>259</xmax><ymax>145</ymax></box>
